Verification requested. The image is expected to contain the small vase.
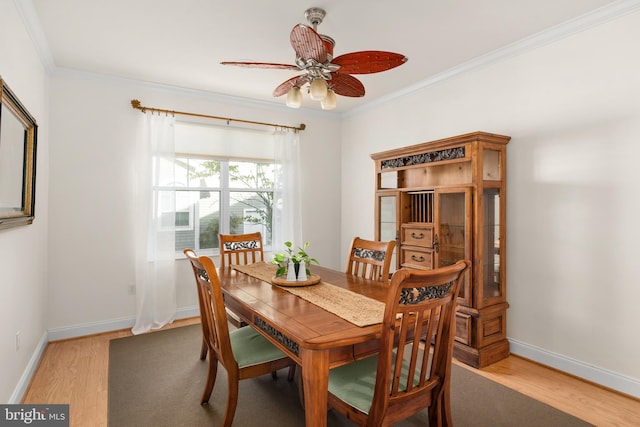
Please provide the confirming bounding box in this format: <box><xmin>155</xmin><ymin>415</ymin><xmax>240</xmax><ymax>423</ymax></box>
<box><xmin>298</xmin><ymin>260</ymin><xmax>308</xmax><ymax>281</ymax></box>
<box><xmin>286</xmin><ymin>260</ymin><xmax>297</xmax><ymax>282</ymax></box>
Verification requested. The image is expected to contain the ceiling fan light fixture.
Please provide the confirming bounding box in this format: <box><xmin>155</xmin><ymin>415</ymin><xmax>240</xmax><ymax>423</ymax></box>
<box><xmin>309</xmin><ymin>78</ymin><xmax>328</xmax><ymax>101</ymax></box>
<box><xmin>286</xmin><ymin>86</ymin><xmax>302</xmax><ymax>108</ymax></box>
<box><xmin>321</xmin><ymin>89</ymin><xmax>336</xmax><ymax>110</ymax></box>
<box><xmin>222</xmin><ymin>7</ymin><xmax>407</xmax><ymax>111</ymax></box>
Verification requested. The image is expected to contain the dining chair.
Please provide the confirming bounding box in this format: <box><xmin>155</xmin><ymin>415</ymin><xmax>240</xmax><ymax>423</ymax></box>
<box><xmin>184</xmin><ymin>248</ymin><xmax>212</xmax><ymax>361</ymax></box>
<box><xmin>327</xmin><ymin>260</ymin><xmax>470</xmax><ymax>427</ymax></box>
<box><xmin>219</xmin><ymin>232</ymin><xmax>264</xmax><ymax>269</ymax></box>
<box><xmin>219</xmin><ymin>232</ymin><xmax>264</xmax><ymax>327</ymax></box>
<box><xmin>184</xmin><ymin>251</ymin><xmax>297</xmax><ymax>427</ymax></box>
<box><xmin>346</xmin><ymin>237</ymin><xmax>396</xmax><ymax>285</ymax></box>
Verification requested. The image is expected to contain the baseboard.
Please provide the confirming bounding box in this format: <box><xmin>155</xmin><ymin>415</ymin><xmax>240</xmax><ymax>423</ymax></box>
<box><xmin>47</xmin><ymin>306</ymin><xmax>200</xmax><ymax>341</ymax></box>
<box><xmin>509</xmin><ymin>338</ymin><xmax>640</xmax><ymax>399</ymax></box>
<box><xmin>9</xmin><ymin>331</ymin><xmax>48</xmax><ymax>404</ymax></box>
<box><xmin>47</xmin><ymin>315</ymin><xmax>137</xmax><ymax>342</ymax></box>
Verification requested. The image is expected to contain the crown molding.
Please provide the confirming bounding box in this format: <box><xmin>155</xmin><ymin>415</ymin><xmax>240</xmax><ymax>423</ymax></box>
<box><xmin>345</xmin><ymin>0</ymin><xmax>640</xmax><ymax>118</ymax></box>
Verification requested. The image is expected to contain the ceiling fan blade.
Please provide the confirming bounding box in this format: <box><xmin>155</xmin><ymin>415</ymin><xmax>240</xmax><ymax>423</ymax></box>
<box><xmin>221</xmin><ymin>61</ymin><xmax>299</xmax><ymax>71</ymax></box>
<box><xmin>332</xmin><ymin>51</ymin><xmax>407</xmax><ymax>74</ymax></box>
<box><xmin>273</xmin><ymin>75</ymin><xmax>309</xmax><ymax>97</ymax></box>
<box><xmin>329</xmin><ymin>73</ymin><xmax>365</xmax><ymax>97</ymax></box>
<box><xmin>290</xmin><ymin>24</ymin><xmax>327</xmax><ymax>63</ymax></box>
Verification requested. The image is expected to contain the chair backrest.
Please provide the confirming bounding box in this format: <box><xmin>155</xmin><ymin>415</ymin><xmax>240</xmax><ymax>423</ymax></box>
<box><xmin>368</xmin><ymin>260</ymin><xmax>470</xmax><ymax>425</ymax></box>
<box><xmin>219</xmin><ymin>232</ymin><xmax>264</xmax><ymax>269</ymax></box>
<box><xmin>184</xmin><ymin>248</ymin><xmax>210</xmax><ymax>353</ymax></box>
<box><xmin>184</xmin><ymin>250</ymin><xmax>237</xmax><ymax>370</ymax></box>
<box><xmin>346</xmin><ymin>237</ymin><xmax>396</xmax><ymax>284</ymax></box>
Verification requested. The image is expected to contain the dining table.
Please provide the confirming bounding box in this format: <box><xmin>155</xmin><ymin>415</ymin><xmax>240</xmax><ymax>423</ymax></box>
<box><xmin>217</xmin><ymin>262</ymin><xmax>390</xmax><ymax>427</ymax></box>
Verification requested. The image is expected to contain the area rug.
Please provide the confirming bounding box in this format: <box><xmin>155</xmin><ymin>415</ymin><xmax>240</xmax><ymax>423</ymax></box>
<box><xmin>108</xmin><ymin>325</ymin><xmax>593</xmax><ymax>426</ymax></box>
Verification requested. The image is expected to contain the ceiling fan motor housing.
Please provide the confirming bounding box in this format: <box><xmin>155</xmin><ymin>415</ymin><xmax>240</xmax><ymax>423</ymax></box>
<box><xmin>305</xmin><ymin>7</ymin><xmax>326</xmax><ymax>28</ymax></box>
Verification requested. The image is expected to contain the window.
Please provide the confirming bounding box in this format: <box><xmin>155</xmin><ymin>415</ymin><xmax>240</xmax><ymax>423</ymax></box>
<box><xmin>164</xmin><ymin>121</ymin><xmax>275</xmax><ymax>254</ymax></box>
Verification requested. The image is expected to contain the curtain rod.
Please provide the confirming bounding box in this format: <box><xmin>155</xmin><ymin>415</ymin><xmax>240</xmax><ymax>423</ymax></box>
<box><xmin>130</xmin><ymin>99</ymin><xmax>306</xmax><ymax>131</ymax></box>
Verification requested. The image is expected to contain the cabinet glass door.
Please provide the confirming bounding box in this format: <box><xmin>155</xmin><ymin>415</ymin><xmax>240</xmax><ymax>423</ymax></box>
<box><xmin>481</xmin><ymin>187</ymin><xmax>503</xmax><ymax>304</ymax></box>
<box><xmin>378</xmin><ymin>193</ymin><xmax>398</xmax><ymax>271</ymax></box>
<box><xmin>435</xmin><ymin>188</ymin><xmax>472</xmax><ymax>304</ymax></box>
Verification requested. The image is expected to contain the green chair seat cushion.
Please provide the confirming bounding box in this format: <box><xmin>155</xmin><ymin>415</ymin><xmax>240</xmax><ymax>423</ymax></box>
<box><xmin>328</xmin><ymin>351</ymin><xmax>421</xmax><ymax>414</ymax></box>
<box><xmin>230</xmin><ymin>326</ymin><xmax>288</xmax><ymax>368</ymax></box>
<box><xmin>328</xmin><ymin>355</ymin><xmax>379</xmax><ymax>414</ymax></box>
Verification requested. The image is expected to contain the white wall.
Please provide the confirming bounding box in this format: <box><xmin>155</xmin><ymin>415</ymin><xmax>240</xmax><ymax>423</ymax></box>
<box><xmin>0</xmin><ymin>0</ymin><xmax>49</xmax><ymax>403</ymax></box>
<box><xmin>341</xmin><ymin>9</ymin><xmax>640</xmax><ymax>395</ymax></box>
<box><xmin>45</xmin><ymin>74</ymin><xmax>343</xmax><ymax>333</ymax></box>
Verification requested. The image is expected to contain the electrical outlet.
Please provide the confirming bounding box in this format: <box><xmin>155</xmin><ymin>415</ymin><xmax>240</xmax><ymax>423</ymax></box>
<box><xmin>15</xmin><ymin>331</ymin><xmax>20</xmax><ymax>351</ymax></box>
<box><xmin>128</xmin><ymin>285</ymin><xmax>136</xmax><ymax>295</ymax></box>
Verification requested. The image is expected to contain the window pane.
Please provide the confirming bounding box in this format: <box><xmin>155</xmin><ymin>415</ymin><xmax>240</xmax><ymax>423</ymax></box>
<box><xmin>174</xmin><ymin>157</ymin><xmax>189</xmax><ymax>187</ymax></box>
<box><xmin>229</xmin><ymin>191</ymin><xmax>273</xmax><ymax>246</ymax></box>
<box><xmin>188</xmin><ymin>158</ymin><xmax>220</xmax><ymax>188</ymax></box>
<box><xmin>157</xmin><ymin>190</ymin><xmax>175</xmax><ymax>229</ymax></box>
<box><xmin>174</xmin><ymin>190</ymin><xmax>220</xmax><ymax>252</ymax></box>
<box><xmin>174</xmin><ymin>191</ymin><xmax>193</xmax><ymax>230</ymax></box>
<box><xmin>229</xmin><ymin>161</ymin><xmax>274</xmax><ymax>189</ymax></box>
<box><xmin>257</xmin><ymin>163</ymin><xmax>276</xmax><ymax>189</ymax></box>
<box><xmin>175</xmin><ymin>212</ymin><xmax>190</xmax><ymax>228</ymax></box>
<box><xmin>176</xmin><ymin>157</ymin><xmax>220</xmax><ymax>188</ymax></box>
<box><xmin>198</xmin><ymin>191</ymin><xmax>220</xmax><ymax>250</ymax></box>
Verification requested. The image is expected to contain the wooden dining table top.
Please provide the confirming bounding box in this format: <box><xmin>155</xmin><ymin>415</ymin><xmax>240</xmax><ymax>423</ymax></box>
<box><xmin>217</xmin><ymin>264</ymin><xmax>389</xmax><ymax>427</ymax></box>
<box><xmin>218</xmin><ymin>264</ymin><xmax>388</xmax><ymax>355</ymax></box>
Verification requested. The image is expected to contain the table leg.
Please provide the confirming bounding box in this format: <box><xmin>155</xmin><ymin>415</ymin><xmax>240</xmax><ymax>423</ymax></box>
<box><xmin>301</xmin><ymin>348</ymin><xmax>329</xmax><ymax>427</ymax></box>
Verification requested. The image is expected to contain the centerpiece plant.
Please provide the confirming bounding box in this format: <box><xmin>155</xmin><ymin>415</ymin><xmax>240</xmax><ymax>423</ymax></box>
<box><xmin>272</xmin><ymin>241</ymin><xmax>319</xmax><ymax>277</ymax></box>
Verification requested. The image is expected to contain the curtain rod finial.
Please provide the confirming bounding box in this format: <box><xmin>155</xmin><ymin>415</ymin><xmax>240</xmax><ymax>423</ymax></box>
<box><xmin>131</xmin><ymin>99</ymin><xmax>147</xmax><ymax>113</ymax></box>
<box><xmin>300</xmin><ymin>123</ymin><xmax>306</xmax><ymax>130</ymax></box>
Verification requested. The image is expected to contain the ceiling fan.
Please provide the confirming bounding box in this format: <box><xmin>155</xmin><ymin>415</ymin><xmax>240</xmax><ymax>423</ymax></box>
<box><xmin>221</xmin><ymin>7</ymin><xmax>408</xmax><ymax>110</ymax></box>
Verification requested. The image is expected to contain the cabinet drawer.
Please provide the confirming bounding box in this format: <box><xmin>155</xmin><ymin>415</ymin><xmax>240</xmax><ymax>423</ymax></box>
<box><xmin>400</xmin><ymin>247</ymin><xmax>434</xmax><ymax>270</ymax></box>
<box><xmin>401</xmin><ymin>224</ymin><xmax>433</xmax><ymax>247</ymax></box>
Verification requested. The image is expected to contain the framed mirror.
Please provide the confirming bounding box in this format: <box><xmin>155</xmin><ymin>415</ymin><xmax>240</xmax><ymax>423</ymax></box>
<box><xmin>0</xmin><ymin>77</ymin><xmax>38</xmax><ymax>230</ymax></box>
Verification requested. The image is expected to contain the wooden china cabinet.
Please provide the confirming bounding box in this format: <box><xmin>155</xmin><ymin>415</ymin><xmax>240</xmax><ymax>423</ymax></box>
<box><xmin>371</xmin><ymin>131</ymin><xmax>510</xmax><ymax>368</ymax></box>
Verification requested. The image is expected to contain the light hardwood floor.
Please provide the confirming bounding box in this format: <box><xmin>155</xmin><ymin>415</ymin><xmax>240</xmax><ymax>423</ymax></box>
<box><xmin>22</xmin><ymin>317</ymin><xmax>640</xmax><ymax>427</ymax></box>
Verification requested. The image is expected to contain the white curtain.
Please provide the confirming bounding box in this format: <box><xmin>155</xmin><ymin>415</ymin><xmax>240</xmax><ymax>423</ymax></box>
<box><xmin>132</xmin><ymin>113</ymin><xmax>177</xmax><ymax>334</ymax></box>
<box><xmin>272</xmin><ymin>128</ymin><xmax>302</xmax><ymax>251</ymax></box>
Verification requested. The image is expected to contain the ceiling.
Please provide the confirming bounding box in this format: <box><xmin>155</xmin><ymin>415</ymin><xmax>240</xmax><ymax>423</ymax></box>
<box><xmin>27</xmin><ymin>0</ymin><xmax>619</xmax><ymax>113</ymax></box>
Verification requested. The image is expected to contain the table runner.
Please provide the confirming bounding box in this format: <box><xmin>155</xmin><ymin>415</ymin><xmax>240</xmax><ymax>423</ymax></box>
<box><xmin>231</xmin><ymin>262</ymin><xmax>385</xmax><ymax>327</ymax></box>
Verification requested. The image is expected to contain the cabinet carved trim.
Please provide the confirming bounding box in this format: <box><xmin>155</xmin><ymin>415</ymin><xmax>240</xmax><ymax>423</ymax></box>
<box><xmin>381</xmin><ymin>146</ymin><xmax>465</xmax><ymax>169</ymax></box>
